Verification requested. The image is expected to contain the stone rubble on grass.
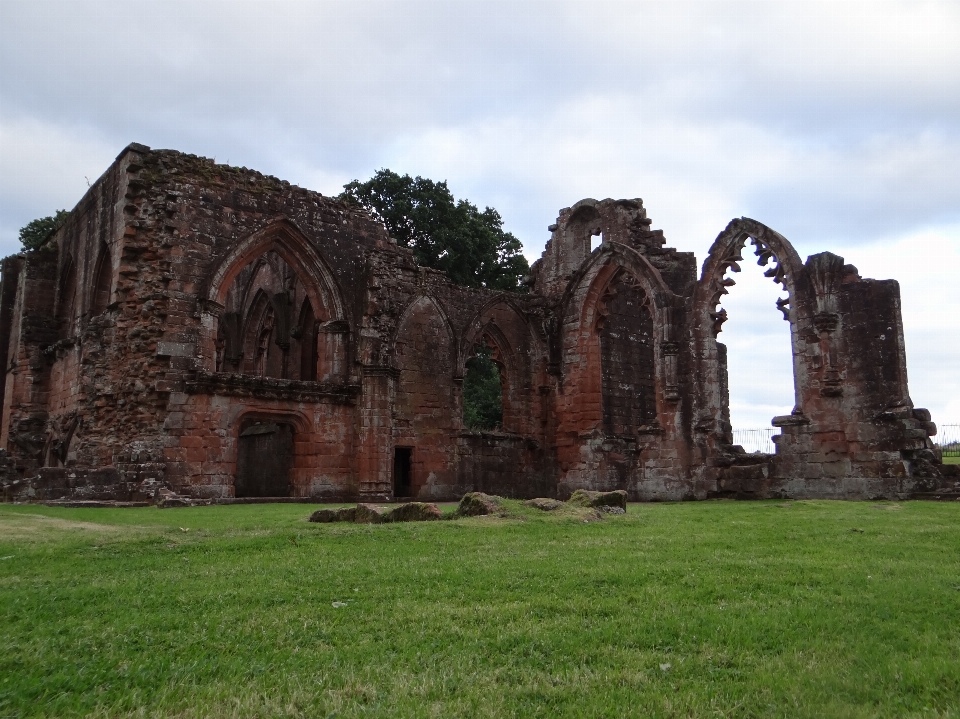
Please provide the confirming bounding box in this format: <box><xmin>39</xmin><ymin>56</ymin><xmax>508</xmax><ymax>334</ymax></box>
<box><xmin>384</xmin><ymin>501</ymin><xmax>443</xmax><ymax>522</ymax></box>
<box><xmin>523</xmin><ymin>490</ymin><xmax>628</xmax><ymax>515</ymax></box>
<box><xmin>524</xmin><ymin>497</ymin><xmax>564</xmax><ymax>511</ymax></box>
<box><xmin>308</xmin><ymin>502</ymin><xmax>442</xmax><ymax>524</ymax></box>
<box><xmin>308</xmin><ymin>490</ymin><xmax>631</xmax><ymax>525</ymax></box>
<box><xmin>353</xmin><ymin>503</ymin><xmax>391</xmax><ymax>524</ymax></box>
<box><xmin>452</xmin><ymin>492</ymin><xmax>506</xmax><ymax>517</ymax></box>
<box><xmin>598</xmin><ymin>505</ymin><xmax>626</xmax><ymax>515</ymax></box>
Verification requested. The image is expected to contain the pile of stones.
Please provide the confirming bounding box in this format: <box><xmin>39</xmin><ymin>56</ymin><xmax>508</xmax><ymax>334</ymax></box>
<box><xmin>307</xmin><ymin>489</ymin><xmax>629</xmax><ymax>524</ymax></box>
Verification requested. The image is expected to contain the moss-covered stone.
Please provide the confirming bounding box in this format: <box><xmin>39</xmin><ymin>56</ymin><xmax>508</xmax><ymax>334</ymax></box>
<box><xmin>454</xmin><ymin>492</ymin><xmax>505</xmax><ymax>517</ymax></box>
<box><xmin>308</xmin><ymin>506</ymin><xmax>359</xmax><ymax>523</ymax></box>
<box><xmin>335</xmin><ymin>506</ymin><xmax>357</xmax><ymax>522</ymax></box>
<box><xmin>354</xmin><ymin>504</ymin><xmax>390</xmax><ymax>523</ymax></box>
<box><xmin>308</xmin><ymin>508</ymin><xmax>339</xmax><ymax>523</ymax></box>
<box><xmin>567</xmin><ymin>489</ymin><xmax>627</xmax><ymax>510</ymax></box>
<box><xmin>383</xmin><ymin>502</ymin><xmax>443</xmax><ymax>522</ymax></box>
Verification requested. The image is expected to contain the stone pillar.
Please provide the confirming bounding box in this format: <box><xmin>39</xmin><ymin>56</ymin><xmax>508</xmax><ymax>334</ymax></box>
<box><xmin>356</xmin><ymin>365</ymin><xmax>396</xmax><ymax>500</ymax></box>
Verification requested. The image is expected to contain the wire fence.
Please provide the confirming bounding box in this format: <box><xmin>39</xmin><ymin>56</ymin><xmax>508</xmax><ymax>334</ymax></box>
<box><xmin>732</xmin><ymin>428</ymin><xmax>779</xmax><ymax>454</ymax></box>
<box><xmin>731</xmin><ymin>423</ymin><xmax>960</xmax><ymax>457</ymax></box>
<box><xmin>938</xmin><ymin>424</ymin><xmax>960</xmax><ymax>457</ymax></box>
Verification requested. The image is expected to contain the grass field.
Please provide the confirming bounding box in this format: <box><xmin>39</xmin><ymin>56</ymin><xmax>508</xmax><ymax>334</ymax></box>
<box><xmin>942</xmin><ymin>455</ymin><xmax>960</xmax><ymax>465</ymax></box>
<box><xmin>1</xmin><ymin>500</ymin><xmax>959</xmax><ymax>718</ymax></box>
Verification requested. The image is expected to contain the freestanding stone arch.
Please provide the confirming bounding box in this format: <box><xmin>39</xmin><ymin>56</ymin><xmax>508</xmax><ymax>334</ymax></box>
<box><xmin>691</xmin><ymin>218</ymin><xmax>806</xmax><ymax>450</ymax></box>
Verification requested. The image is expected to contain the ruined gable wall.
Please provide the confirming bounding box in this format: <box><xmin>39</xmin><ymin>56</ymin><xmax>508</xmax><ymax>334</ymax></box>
<box><xmin>134</xmin><ymin>147</ymin><xmax>389</xmax><ymax>497</ymax></box>
<box><xmin>543</xmin><ymin>201</ymin><xmax>701</xmax><ymax>501</ymax></box>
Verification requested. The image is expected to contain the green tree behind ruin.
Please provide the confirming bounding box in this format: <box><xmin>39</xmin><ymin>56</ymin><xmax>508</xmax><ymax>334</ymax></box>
<box><xmin>17</xmin><ymin>210</ymin><xmax>70</xmax><ymax>251</ymax></box>
<box><xmin>463</xmin><ymin>343</ymin><xmax>503</xmax><ymax>430</ymax></box>
<box><xmin>339</xmin><ymin>170</ymin><xmax>529</xmax><ymax>291</ymax></box>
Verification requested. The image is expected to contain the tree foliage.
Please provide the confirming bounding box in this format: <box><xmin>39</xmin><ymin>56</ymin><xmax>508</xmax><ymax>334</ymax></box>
<box><xmin>339</xmin><ymin>170</ymin><xmax>528</xmax><ymax>291</ymax></box>
<box><xmin>18</xmin><ymin>210</ymin><xmax>70</xmax><ymax>251</ymax></box>
<box><xmin>463</xmin><ymin>343</ymin><xmax>503</xmax><ymax>431</ymax></box>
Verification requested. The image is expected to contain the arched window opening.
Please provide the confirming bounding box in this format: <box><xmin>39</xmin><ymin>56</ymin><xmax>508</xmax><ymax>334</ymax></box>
<box><xmin>463</xmin><ymin>340</ymin><xmax>503</xmax><ymax>431</ymax></box>
<box><xmin>717</xmin><ymin>238</ymin><xmax>793</xmax><ymax>452</ymax></box>
<box><xmin>598</xmin><ymin>270</ymin><xmax>657</xmax><ymax>434</ymax></box>
<box><xmin>57</xmin><ymin>258</ymin><xmax>77</xmax><ymax>338</ymax></box>
<box><xmin>91</xmin><ymin>245</ymin><xmax>112</xmax><ymax>315</ymax></box>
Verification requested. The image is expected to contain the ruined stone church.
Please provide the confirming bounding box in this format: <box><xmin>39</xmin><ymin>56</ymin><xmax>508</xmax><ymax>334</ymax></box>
<box><xmin>1</xmin><ymin>143</ymin><xmax>953</xmax><ymax>504</ymax></box>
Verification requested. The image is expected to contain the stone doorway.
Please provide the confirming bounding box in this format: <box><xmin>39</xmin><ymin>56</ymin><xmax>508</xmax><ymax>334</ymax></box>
<box><xmin>393</xmin><ymin>447</ymin><xmax>412</xmax><ymax>497</ymax></box>
<box><xmin>235</xmin><ymin>420</ymin><xmax>294</xmax><ymax>497</ymax></box>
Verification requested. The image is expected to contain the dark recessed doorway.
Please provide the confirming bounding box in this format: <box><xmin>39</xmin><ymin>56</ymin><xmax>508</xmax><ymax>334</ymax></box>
<box><xmin>235</xmin><ymin>421</ymin><xmax>294</xmax><ymax>497</ymax></box>
<box><xmin>393</xmin><ymin>447</ymin><xmax>412</xmax><ymax>498</ymax></box>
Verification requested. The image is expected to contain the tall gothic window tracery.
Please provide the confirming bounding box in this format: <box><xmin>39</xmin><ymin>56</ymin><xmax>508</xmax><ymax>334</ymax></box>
<box><xmin>215</xmin><ymin>250</ymin><xmax>322</xmax><ymax>381</ymax></box>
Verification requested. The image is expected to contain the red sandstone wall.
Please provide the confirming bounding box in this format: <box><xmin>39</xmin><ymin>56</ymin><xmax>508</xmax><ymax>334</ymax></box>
<box><xmin>0</xmin><ymin>144</ymin><xmax>946</xmax><ymax>503</ymax></box>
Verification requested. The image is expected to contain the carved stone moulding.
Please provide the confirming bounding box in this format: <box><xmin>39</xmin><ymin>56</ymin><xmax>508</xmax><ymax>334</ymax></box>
<box><xmin>185</xmin><ymin>370</ymin><xmax>360</xmax><ymax>404</ymax></box>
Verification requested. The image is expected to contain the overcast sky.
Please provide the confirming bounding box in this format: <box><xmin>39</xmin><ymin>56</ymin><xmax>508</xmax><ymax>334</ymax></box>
<box><xmin>1</xmin><ymin>0</ymin><xmax>957</xmax><ymax>430</ymax></box>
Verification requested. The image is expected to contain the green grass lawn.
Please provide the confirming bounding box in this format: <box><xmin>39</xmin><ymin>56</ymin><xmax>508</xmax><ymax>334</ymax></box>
<box><xmin>1</xmin><ymin>500</ymin><xmax>959</xmax><ymax>718</ymax></box>
<box><xmin>942</xmin><ymin>455</ymin><xmax>960</xmax><ymax>465</ymax></box>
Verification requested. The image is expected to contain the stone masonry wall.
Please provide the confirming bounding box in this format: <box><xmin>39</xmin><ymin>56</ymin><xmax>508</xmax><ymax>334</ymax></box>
<box><xmin>0</xmin><ymin>143</ymin><xmax>951</xmax><ymax>503</ymax></box>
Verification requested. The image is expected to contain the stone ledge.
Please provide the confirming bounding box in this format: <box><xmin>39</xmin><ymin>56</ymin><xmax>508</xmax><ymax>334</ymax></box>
<box><xmin>772</xmin><ymin>414</ymin><xmax>811</xmax><ymax>427</ymax></box>
<box><xmin>185</xmin><ymin>371</ymin><xmax>360</xmax><ymax>404</ymax></box>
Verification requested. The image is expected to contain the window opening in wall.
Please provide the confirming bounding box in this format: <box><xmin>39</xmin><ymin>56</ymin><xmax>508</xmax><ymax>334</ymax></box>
<box><xmin>718</xmin><ymin>242</ymin><xmax>793</xmax><ymax>452</ymax></box>
<box><xmin>235</xmin><ymin>421</ymin><xmax>294</xmax><ymax>497</ymax></box>
<box><xmin>393</xmin><ymin>446</ymin><xmax>413</xmax><ymax>497</ymax></box>
<box><xmin>463</xmin><ymin>342</ymin><xmax>503</xmax><ymax>430</ymax></box>
<box><xmin>91</xmin><ymin>246</ymin><xmax>112</xmax><ymax>315</ymax></box>
<box><xmin>590</xmin><ymin>231</ymin><xmax>603</xmax><ymax>252</ymax></box>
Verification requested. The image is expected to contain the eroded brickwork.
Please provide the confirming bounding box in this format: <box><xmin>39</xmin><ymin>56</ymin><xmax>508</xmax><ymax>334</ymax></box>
<box><xmin>1</xmin><ymin>144</ymin><xmax>953</xmax><ymax>503</ymax></box>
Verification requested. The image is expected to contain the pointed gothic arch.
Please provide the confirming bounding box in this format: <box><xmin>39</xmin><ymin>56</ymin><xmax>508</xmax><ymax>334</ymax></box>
<box><xmin>460</xmin><ymin>297</ymin><xmax>542</xmax><ymax>435</ymax></box>
<box><xmin>554</xmin><ymin>242</ymin><xmax>681</xmax><ymax>443</ymax></box>
<box><xmin>458</xmin><ymin>295</ymin><xmax>531</xmax><ymax>375</ymax></box>
<box><xmin>560</xmin><ymin>241</ymin><xmax>674</xmax><ymax>333</ymax></box>
<box><xmin>692</xmin><ymin>217</ymin><xmax>806</xmax><ymax>440</ymax></box>
<box><xmin>392</xmin><ymin>294</ymin><xmax>457</xmax><ymax>355</ymax></box>
<box><xmin>205</xmin><ymin>218</ymin><xmax>346</xmax><ymax>322</ymax></box>
<box><xmin>203</xmin><ymin>218</ymin><xmax>347</xmax><ymax>378</ymax></box>
<box><xmin>90</xmin><ymin>243</ymin><xmax>113</xmax><ymax>316</ymax></box>
<box><xmin>694</xmin><ymin>217</ymin><xmax>804</xmax><ymax>335</ymax></box>
<box><xmin>392</xmin><ymin>294</ymin><xmax>458</xmax><ymax>495</ymax></box>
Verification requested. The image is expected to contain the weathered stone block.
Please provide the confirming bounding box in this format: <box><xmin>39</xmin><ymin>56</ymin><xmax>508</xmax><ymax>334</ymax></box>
<box><xmin>567</xmin><ymin>489</ymin><xmax>628</xmax><ymax>509</ymax></box>
<box><xmin>454</xmin><ymin>492</ymin><xmax>505</xmax><ymax>517</ymax></box>
<box><xmin>383</xmin><ymin>502</ymin><xmax>442</xmax><ymax>522</ymax></box>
